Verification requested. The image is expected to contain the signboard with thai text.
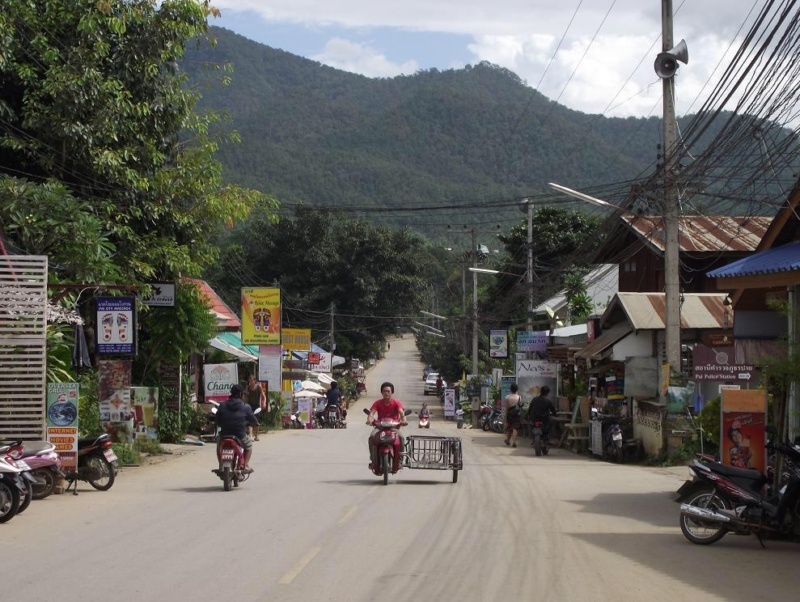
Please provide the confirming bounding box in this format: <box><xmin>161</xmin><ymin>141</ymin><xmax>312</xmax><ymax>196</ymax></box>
<box><xmin>693</xmin><ymin>344</ymin><xmax>755</xmax><ymax>381</ymax></box>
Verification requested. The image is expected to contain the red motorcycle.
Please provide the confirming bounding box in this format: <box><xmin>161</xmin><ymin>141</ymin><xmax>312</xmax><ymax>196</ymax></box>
<box><xmin>213</xmin><ymin>436</ymin><xmax>252</xmax><ymax>491</ymax></box>
<box><xmin>209</xmin><ymin>403</ymin><xmax>259</xmax><ymax>491</ymax></box>
<box><xmin>364</xmin><ymin>408</ymin><xmax>412</xmax><ymax>485</ymax></box>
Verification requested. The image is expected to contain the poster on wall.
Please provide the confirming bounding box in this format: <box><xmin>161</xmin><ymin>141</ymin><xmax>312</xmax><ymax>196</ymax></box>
<box><xmin>443</xmin><ymin>388</ymin><xmax>456</xmax><ymax>417</ymax></box>
<box><xmin>204</xmin><ymin>362</ymin><xmax>239</xmax><ymax>403</ymax></box>
<box><xmin>258</xmin><ymin>346</ymin><xmax>283</xmax><ymax>387</ymax></box>
<box><xmin>95</xmin><ymin>296</ymin><xmax>136</xmax><ymax>355</ymax></box>
<box><xmin>46</xmin><ymin>382</ymin><xmax>79</xmax><ymax>471</ymax></box>
<box><xmin>241</xmin><ymin>287</ymin><xmax>281</xmax><ymax>345</ymax></box>
<box><xmin>720</xmin><ymin>389</ymin><xmax>767</xmax><ymax>473</ymax></box>
<box><xmin>98</xmin><ymin>358</ymin><xmax>133</xmax><ymax>443</ymax></box>
<box><xmin>515</xmin><ymin>360</ymin><xmax>558</xmax><ymax>401</ymax></box>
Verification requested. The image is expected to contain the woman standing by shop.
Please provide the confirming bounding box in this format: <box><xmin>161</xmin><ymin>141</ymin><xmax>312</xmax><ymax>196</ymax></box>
<box><xmin>246</xmin><ymin>374</ymin><xmax>267</xmax><ymax>441</ymax></box>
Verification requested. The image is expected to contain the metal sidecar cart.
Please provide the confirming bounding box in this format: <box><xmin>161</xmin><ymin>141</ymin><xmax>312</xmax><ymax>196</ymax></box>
<box><xmin>402</xmin><ymin>435</ymin><xmax>463</xmax><ymax>483</ymax></box>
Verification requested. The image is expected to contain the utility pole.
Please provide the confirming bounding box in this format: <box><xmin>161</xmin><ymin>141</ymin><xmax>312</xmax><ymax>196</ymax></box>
<box><xmin>448</xmin><ymin>224</ymin><xmax>501</xmax><ymax>378</ymax></box>
<box><xmin>329</xmin><ymin>303</ymin><xmax>335</xmax><ymax>352</ymax></box>
<box><xmin>661</xmin><ymin>0</ymin><xmax>682</xmax><ymax>375</ymax></box>
<box><xmin>520</xmin><ymin>198</ymin><xmax>535</xmax><ymax>332</ymax></box>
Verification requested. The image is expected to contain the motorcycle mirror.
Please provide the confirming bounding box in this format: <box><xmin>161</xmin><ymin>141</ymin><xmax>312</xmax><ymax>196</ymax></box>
<box><xmin>404</xmin><ymin>409</ymin><xmax>413</xmax><ymax>416</ymax></box>
<box><xmin>363</xmin><ymin>408</ymin><xmax>370</xmax><ymax>415</ymax></box>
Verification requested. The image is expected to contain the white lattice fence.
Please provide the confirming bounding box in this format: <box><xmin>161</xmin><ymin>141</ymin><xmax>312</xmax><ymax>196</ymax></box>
<box><xmin>0</xmin><ymin>255</ymin><xmax>48</xmax><ymax>439</ymax></box>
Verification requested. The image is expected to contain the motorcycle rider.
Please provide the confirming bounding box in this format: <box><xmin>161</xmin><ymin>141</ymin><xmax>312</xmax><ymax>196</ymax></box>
<box><xmin>324</xmin><ymin>380</ymin><xmax>346</xmax><ymax>424</ymax></box>
<box><xmin>527</xmin><ymin>385</ymin><xmax>557</xmax><ymax>447</ymax></box>
<box><xmin>216</xmin><ymin>384</ymin><xmax>259</xmax><ymax>472</ymax></box>
<box><xmin>366</xmin><ymin>382</ymin><xmax>407</xmax><ymax>468</ymax></box>
<box><xmin>418</xmin><ymin>402</ymin><xmax>431</xmax><ymax>426</ymax></box>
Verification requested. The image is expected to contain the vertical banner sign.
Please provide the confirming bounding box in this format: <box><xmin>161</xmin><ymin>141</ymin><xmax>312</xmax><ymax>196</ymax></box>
<box><xmin>489</xmin><ymin>330</ymin><xmax>508</xmax><ymax>358</ymax></box>
<box><xmin>131</xmin><ymin>387</ymin><xmax>159</xmax><ymax>441</ymax></box>
<box><xmin>258</xmin><ymin>346</ymin><xmax>283</xmax><ymax>388</ymax></box>
<box><xmin>159</xmin><ymin>362</ymin><xmax>181</xmax><ymax>412</ymax></box>
<box><xmin>204</xmin><ymin>362</ymin><xmax>239</xmax><ymax>403</ymax></box>
<box><xmin>515</xmin><ymin>360</ymin><xmax>559</xmax><ymax>401</ymax></box>
<box><xmin>95</xmin><ymin>297</ymin><xmax>136</xmax><ymax>355</ymax></box>
<box><xmin>241</xmin><ymin>287</ymin><xmax>281</xmax><ymax>345</ymax></box>
<box><xmin>98</xmin><ymin>358</ymin><xmax>133</xmax><ymax>443</ymax></box>
<box><xmin>46</xmin><ymin>383</ymin><xmax>79</xmax><ymax>471</ymax></box>
<box><xmin>721</xmin><ymin>389</ymin><xmax>767</xmax><ymax>473</ymax></box>
<box><xmin>444</xmin><ymin>388</ymin><xmax>456</xmax><ymax>418</ymax></box>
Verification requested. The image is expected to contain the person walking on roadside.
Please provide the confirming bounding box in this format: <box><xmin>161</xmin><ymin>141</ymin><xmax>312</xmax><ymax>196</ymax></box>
<box><xmin>503</xmin><ymin>383</ymin><xmax>523</xmax><ymax>448</ymax></box>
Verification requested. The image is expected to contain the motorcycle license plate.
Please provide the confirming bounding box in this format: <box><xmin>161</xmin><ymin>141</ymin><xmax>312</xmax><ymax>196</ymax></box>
<box><xmin>532</xmin><ymin>427</ymin><xmax>542</xmax><ymax>435</ymax></box>
<box><xmin>221</xmin><ymin>450</ymin><xmax>234</xmax><ymax>461</ymax></box>
<box><xmin>103</xmin><ymin>449</ymin><xmax>118</xmax><ymax>463</ymax></box>
<box><xmin>612</xmin><ymin>433</ymin><xmax>623</xmax><ymax>441</ymax></box>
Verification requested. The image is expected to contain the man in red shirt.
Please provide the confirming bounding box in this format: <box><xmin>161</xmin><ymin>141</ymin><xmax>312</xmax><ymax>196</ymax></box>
<box><xmin>366</xmin><ymin>382</ymin><xmax>407</xmax><ymax>468</ymax></box>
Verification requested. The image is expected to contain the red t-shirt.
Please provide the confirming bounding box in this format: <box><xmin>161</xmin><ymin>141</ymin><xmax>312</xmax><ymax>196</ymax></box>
<box><xmin>370</xmin><ymin>398</ymin><xmax>405</xmax><ymax>421</ymax></box>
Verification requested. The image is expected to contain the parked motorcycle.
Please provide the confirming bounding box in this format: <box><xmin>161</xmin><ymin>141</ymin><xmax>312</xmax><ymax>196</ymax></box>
<box><xmin>290</xmin><ymin>410</ymin><xmax>306</xmax><ymax>429</ymax></box>
<box><xmin>64</xmin><ymin>434</ymin><xmax>118</xmax><ymax>492</ymax></box>
<box><xmin>482</xmin><ymin>405</ymin><xmax>504</xmax><ymax>433</ymax></box>
<box><xmin>0</xmin><ymin>445</ymin><xmax>28</xmax><ymax>523</ymax></box>
<box><xmin>531</xmin><ymin>419</ymin><xmax>550</xmax><ymax>457</ymax></box>
<box><xmin>677</xmin><ymin>426</ymin><xmax>800</xmax><ymax>546</ymax></box>
<box><xmin>477</xmin><ymin>402</ymin><xmax>492</xmax><ymax>430</ymax></box>
<box><xmin>605</xmin><ymin>421</ymin><xmax>624</xmax><ymax>463</ymax></box>
<box><xmin>2</xmin><ymin>440</ymin><xmax>65</xmax><ymax>499</ymax></box>
<box><xmin>364</xmin><ymin>408</ymin><xmax>413</xmax><ymax>485</ymax></box>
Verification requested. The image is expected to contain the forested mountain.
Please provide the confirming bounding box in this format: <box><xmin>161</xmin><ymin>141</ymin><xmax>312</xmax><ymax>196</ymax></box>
<box><xmin>180</xmin><ymin>28</ymin><xmax>731</xmax><ymax>234</ymax></box>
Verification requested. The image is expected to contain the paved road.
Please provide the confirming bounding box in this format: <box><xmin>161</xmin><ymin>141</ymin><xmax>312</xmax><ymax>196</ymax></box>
<box><xmin>3</xmin><ymin>336</ymin><xmax>799</xmax><ymax>602</ymax></box>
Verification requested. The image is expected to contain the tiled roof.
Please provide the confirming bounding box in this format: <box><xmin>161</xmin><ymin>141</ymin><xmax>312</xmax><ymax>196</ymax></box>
<box><xmin>183</xmin><ymin>278</ymin><xmax>240</xmax><ymax>330</ymax></box>
<box><xmin>707</xmin><ymin>241</ymin><xmax>800</xmax><ymax>278</ymax></box>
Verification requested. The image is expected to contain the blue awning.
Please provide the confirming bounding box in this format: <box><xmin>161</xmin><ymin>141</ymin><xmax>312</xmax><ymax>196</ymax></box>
<box><xmin>708</xmin><ymin>242</ymin><xmax>800</xmax><ymax>278</ymax></box>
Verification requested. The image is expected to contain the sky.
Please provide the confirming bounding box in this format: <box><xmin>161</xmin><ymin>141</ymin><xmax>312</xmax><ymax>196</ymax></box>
<box><xmin>209</xmin><ymin>0</ymin><xmax>761</xmax><ymax>119</ymax></box>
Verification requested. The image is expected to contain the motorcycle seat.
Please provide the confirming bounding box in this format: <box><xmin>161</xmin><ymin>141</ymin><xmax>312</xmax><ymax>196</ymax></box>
<box><xmin>702</xmin><ymin>460</ymin><xmax>763</xmax><ymax>482</ymax></box>
<box><xmin>77</xmin><ymin>434</ymin><xmax>110</xmax><ymax>448</ymax></box>
<box><xmin>20</xmin><ymin>441</ymin><xmax>56</xmax><ymax>456</ymax></box>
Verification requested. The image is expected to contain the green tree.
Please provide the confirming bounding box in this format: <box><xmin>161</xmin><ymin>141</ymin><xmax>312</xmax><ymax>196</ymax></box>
<box><xmin>0</xmin><ymin>0</ymin><xmax>272</xmax><ymax>284</ymax></box>
<box><xmin>207</xmin><ymin>207</ymin><xmax>429</xmax><ymax>359</ymax></box>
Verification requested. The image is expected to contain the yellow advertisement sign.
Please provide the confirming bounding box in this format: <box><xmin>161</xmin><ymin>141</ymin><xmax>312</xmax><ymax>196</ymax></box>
<box><xmin>282</xmin><ymin>328</ymin><xmax>311</xmax><ymax>351</ymax></box>
<box><xmin>241</xmin><ymin>287</ymin><xmax>281</xmax><ymax>345</ymax></box>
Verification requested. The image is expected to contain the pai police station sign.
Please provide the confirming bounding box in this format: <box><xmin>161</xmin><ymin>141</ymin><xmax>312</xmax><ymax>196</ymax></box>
<box><xmin>693</xmin><ymin>345</ymin><xmax>755</xmax><ymax>381</ymax></box>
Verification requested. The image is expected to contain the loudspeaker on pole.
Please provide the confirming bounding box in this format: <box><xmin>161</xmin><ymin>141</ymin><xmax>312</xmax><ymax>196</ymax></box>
<box><xmin>654</xmin><ymin>39</ymin><xmax>689</xmax><ymax>79</ymax></box>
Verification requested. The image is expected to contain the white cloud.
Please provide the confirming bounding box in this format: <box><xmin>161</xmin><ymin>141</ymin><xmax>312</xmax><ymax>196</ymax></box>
<box><xmin>311</xmin><ymin>38</ymin><xmax>418</xmax><ymax>78</ymax></box>
<box><xmin>212</xmin><ymin>1</ymin><xmax>763</xmax><ymax>117</ymax></box>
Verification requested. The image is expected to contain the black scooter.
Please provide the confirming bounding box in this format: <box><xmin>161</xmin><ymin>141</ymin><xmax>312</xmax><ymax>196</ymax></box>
<box><xmin>64</xmin><ymin>434</ymin><xmax>119</xmax><ymax>494</ymax></box>
<box><xmin>676</xmin><ymin>426</ymin><xmax>800</xmax><ymax>547</ymax></box>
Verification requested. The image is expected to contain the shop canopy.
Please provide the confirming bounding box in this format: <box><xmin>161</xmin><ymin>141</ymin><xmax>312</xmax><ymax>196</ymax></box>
<box><xmin>208</xmin><ymin>331</ymin><xmax>258</xmax><ymax>362</ymax></box>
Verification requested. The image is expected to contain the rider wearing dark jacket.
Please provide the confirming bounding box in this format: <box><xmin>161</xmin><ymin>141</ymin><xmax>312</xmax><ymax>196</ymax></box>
<box><xmin>527</xmin><ymin>385</ymin><xmax>557</xmax><ymax>443</ymax></box>
<box><xmin>217</xmin><ymin>384</ymin><xmax>259</xmax><ymax>471</ymax></box>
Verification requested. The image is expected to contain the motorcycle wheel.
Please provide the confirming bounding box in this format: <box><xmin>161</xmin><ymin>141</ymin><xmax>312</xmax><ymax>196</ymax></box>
<box><xmin>223</xmin><ymin>466</ymin><xmax>232</xmax><ymax>491</ymax></box>
<box><xmin>381</xmin><ymin>455</ymin><xmax>389</xmax><ymax>486</ymax></box>
<box><xmin>452</xmin><ymin>469</ymin><xmax>459</xmax><ymax>483</ymax></box>
<box><xmin>17</xmin><ymin>483</ymin><xmax>32</xmax><ymax>514</ymax></box>
<box><xmin>32</xmin><ymin>468</ymin><xmax>56</xmax><ymax>500</ymax></box>
<box><xmin>534</xmin><ymin>435</ymin><xmax>542</xmax><ymax>457</ymax></box>
<box><xmin>86</xmin><ymin>455</ymin><xmax>115</xmax><ymax>491</ymax></box>
<box><xmin>679</xmin><ymin>487</ymin><xmax>732</xmax><ymax>545</ymax></box>
<box><xmin>482</xmin><ymin>419</ymin><xmax>490</xmax><ymax>432</ymax></box>
<box><xmin>0</xmin><ymin>478</ymin><xmax>20</xmax><ymax>523</ymax></box>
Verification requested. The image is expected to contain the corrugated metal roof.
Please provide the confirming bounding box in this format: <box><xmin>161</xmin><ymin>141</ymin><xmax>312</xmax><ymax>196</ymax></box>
<box><xmin>574</xmin><ymin>323</ymin><xmax>632</xmax><ymax>360</ymax></box>
<box><xmin>622</xmin><ymin>215</ymin><xmax>770</xmax><ymax>253</ymax></box>
<box><xmin>610</xmin><ymin>292</ymin><xmax>728</xmax><ymax>330</ymax></box>
<box><xmin>708</xmin><ymin>241</ymin><xmax>800</xmax><ymax>278</ymax></box>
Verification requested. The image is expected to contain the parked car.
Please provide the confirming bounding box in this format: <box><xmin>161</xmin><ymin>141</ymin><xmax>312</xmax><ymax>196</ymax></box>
<box><xmin>424</xmin><ymin>373</ymin><xmax>445</xmax><ymax>395</ymax></box>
